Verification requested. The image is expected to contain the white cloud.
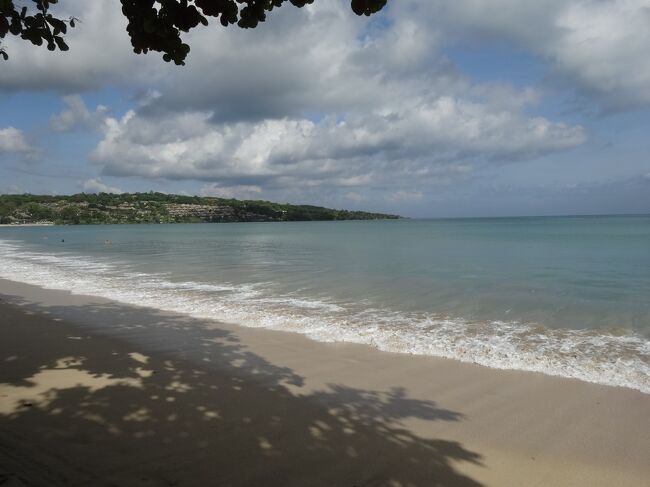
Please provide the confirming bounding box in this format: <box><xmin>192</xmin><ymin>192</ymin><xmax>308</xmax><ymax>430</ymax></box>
<box><xmin>73</xmin><ymin>0</ymin><xmax>586</xmax><ymax>197</ymax></box>
<box><xmin>550</xmin><ymin>0</ymin><xmax>650</xmax><ymax>108</ymax></box>
<box><xmin>92</xmin><ymin>96</ymin><xmax>585</xmax><ymax>190</ymax></box>
<box><xmin>50</xmin><ymin>95</ymin><xmax>109</xmax><ymax>132</ymax></box>
<box><xmin>80</xmin><ymin>178</ymin><xmax>123</xmax><ymax>194</ymax></box>
<box><xmin>403</xmin><ymin>0</ymin><xmax>650</xmax><ymax>110</ymax></box>
<box><xmin>0</xmin><ymin>127</ymin><xmax>34</xmax><ymax>154</ymax></box>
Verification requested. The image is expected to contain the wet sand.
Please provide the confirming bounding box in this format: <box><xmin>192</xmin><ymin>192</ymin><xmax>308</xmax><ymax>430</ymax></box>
<box><xmin>1</xmin><ymin>279</ymin><xmax>649</xmax><ymax>486</ymax></box>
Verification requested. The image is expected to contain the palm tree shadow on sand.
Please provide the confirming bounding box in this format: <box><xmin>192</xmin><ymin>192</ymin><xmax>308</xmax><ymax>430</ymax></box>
<box><xmin>0</xmin><ymin>296</ymin><xmax>484</xmax><ymax>487</ymax></box>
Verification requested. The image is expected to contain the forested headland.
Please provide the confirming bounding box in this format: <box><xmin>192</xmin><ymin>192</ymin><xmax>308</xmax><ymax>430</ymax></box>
<box><xmin>0</xmin><ymin>192</ymin><xmax>400</xmax><ymax>225</ymax></box>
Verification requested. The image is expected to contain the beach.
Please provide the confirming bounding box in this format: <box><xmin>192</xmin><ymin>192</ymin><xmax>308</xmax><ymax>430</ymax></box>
<box><xmin>1</xmin><ymin>279</ymin><xmax>649</xmax><ymax>487</ymax></box>
<box><xmin>2</xmin><ymin>0</ymin><xmax>648</xmax><ymax>483</ymax></box>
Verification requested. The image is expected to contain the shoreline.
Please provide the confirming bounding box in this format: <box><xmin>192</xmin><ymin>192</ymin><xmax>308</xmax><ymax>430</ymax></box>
<box><xmin>0</xmin><ymin>218</ymin><xmax>404</xmax><ymax>227</ymax></box>
<box><xmin>0</xmin><ymin>223</ymin><xmax>56</xmax><ymax>227</ymax></box>
<box><xmin>0</xmin><ymin>234</ymin><xmax>647</xmax><ymax>393</ymax></box>
<box><xmin>1</xmin><ymin>278</ymin><xmax>649</xmax><ymax>486</ymax></box>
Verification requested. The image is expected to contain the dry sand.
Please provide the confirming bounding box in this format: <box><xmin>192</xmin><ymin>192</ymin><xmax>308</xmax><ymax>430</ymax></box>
<box><xmin>0</xmin><ymin>279</ymin><xmax>649</xmax><ymax>487</ymax></box>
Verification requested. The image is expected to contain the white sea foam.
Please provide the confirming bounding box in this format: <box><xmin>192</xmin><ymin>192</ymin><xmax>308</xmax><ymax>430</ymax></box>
<box><xmin>0</xmin><ymin>239</ymin><xmax>648</xmax><ymax>394</ymax></box>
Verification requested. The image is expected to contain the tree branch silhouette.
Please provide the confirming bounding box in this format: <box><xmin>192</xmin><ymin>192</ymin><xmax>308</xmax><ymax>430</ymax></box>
<box><xmin>0</xmin><ymin>0</ymin><xmax>388</xmax><ymax>64</ymax></box>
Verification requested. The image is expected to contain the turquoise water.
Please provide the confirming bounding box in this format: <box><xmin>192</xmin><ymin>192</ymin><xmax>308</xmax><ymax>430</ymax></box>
<box><xmin>1</xmin><ymin>216</ymin><xmax>649</xmax><ymax>392</ymax></box>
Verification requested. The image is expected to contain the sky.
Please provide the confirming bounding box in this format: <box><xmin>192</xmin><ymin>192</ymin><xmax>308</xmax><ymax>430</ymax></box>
<box><xmin>0</xmin><ymin>0</ymin><xmax>649</xmax><ymax>218</ymax></box>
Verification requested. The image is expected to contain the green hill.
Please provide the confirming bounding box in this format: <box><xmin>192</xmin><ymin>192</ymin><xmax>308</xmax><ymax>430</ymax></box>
<box><xmin>0</xmin><ymin>192</ymin><xmax>400</xmax><ymax>225</ymax></box>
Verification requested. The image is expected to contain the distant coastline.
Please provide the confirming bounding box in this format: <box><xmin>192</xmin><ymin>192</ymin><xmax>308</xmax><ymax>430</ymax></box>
<box><xmin>0</xmin><ymin>192</ymin><xmax>400</xmax><ymax>225</ymax></box>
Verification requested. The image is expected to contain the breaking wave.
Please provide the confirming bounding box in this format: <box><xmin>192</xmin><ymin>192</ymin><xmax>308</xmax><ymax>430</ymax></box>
<box><xmin>0</xmin><ymin>239</ymin><xmax>648</xmax><ymax>393</ymax></box>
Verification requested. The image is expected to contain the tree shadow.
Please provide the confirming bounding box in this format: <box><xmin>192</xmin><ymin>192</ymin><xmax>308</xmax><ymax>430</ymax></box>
<box><xmin>0</xmin><ymin>296</ymin><xmax>484</xmax><ymax>487</ymax></box>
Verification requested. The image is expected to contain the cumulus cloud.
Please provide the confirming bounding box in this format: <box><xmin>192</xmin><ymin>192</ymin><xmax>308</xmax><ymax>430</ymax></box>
<box><xmin>403</xmin><ymin>0</ymin><xmax>650</xmax><ymax>111</ymax></box>
<box><xmin>549</xmin><ymin>0</ymin><xmax>650</xmax><ymax>109</ymax></box>
<box><xmin>12</xmin><ymin>0</ymin><xmax>645</xmax><ymax>205</ymax></box>
<box><xmin>0</xmin><ymin>127</ymin><xmax>35</xmax><ymax>155</ymax></box>
<box><xmin>92</xmin><ymin>96</ymin><xmax>585</xmax><ymax>191</ymax></box>
<box><xmin>80</xmin><ymin>178</ymin><xmax>123</xmax><ymax>194</ymax></box>
<box><xmin>71</xmin><ymin>1</ymin><xmax>585</xmax><ymax>198</ymax></box>
<box><xmin>50</xmin><ymin>95</ymin><xmax>109</xmax><ymax>132</ymax></box>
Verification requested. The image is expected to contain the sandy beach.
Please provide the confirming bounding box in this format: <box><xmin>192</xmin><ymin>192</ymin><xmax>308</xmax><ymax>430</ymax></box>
<box><xmin>1</xmin><ymin>278</ymin><xmax>649</xmax><ymax>487</ymax></box>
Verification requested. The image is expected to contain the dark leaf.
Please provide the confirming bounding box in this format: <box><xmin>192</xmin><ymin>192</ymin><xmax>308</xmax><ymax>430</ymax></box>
<box><xmin>47</xmin><ymin>15</ymin><xmax>67</xmax><ymax>35</ymax></box>
<box><xmin>9</xmin><ymin>17</ymin><xmax>21</xmax><ymax>35</ymax></box>
<box><xmin>0</xmin><ymin>16</ymin><xmax>9</xmax><ymax>37</ymax></box>
<box><xmin>54</xmin><ymin>35</ymin><xmax>67</xmax><ymax>51</ymax></box>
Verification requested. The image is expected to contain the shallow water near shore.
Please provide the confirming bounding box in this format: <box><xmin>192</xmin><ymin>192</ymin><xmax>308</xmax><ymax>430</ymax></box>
<box><xmin>0</xmin><ymin>216</ymin><xmax>648</xmax><ymax>392</ymax></box>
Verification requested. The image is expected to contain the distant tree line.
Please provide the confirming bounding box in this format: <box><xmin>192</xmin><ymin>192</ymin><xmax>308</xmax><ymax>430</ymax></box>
<box><xmin>0</xmin><ymin>192</ymin><xmax>400</xmax><ymax>225</ymax></box>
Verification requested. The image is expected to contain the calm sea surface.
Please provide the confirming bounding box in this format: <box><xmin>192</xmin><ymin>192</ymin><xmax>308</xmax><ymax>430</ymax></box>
<box><xmin>1</xmin><ymin>216</ymin><xmax>649</xmax><ymax>392</ymax></box>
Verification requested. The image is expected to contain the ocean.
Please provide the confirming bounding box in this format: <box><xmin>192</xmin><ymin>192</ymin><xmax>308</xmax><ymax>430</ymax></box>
<box><xmin>1</xmin><ymin>215</ymin><xmax>648</xmax><ymax>393</ymax></box>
